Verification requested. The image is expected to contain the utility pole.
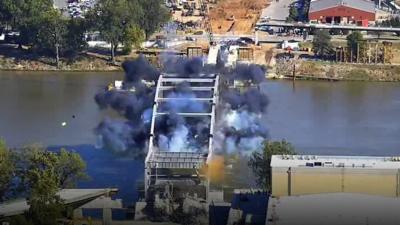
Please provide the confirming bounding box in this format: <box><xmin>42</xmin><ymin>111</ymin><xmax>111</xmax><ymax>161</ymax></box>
<box><xmin>255</xmin><ymin>30</ymin><xmax>259</xmax><ymax>45</ymax></box>
<box><xmin>55</xmin><ymin>43</ymin><xmax>60</xmax><ymax>69</ymax></box>
<box><xmin>54</xmin><ymin>28</ymin><xmax>60</xmax><ymax>69</ymax></box>
<box><xmin>292</xmin><ymin>62</ymin><xmax>296</xmax><ymax>81</ymax></box>
<box><xmin>287</xmin><ymin>167</ymin><xmax>292</xmax><ymax>196</ymax></box>
<box><xmin>350</xmin><ymin>49</ymin><xmax>353</xmax><ymax>63</ymax></box>
<box><xmin>357</xmin><ymin>43</ymin><xmax>360</xmax><ymax>63</ymax></box>
<box><xmin>368</xmin><ymin>45</ymin><xmax>371</xmax><ymax>64</ymax></box>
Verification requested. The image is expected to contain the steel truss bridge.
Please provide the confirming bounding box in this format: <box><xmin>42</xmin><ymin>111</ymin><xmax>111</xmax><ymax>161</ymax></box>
<box><xmin>145</xmin><ymin>74</ymin><xmax>220</xmax><ymax>199</ymax></box>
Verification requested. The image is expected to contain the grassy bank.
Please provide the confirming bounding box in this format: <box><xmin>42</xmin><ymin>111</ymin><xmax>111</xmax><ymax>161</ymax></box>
<box><xmin>0</xmin><ymin>45</ymin><xmax>126</xmax><ymax>72</ymax></box>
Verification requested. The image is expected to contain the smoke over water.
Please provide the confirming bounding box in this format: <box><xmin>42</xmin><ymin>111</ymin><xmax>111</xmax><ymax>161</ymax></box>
<box><xmin>94</xmin><ymin>55</ymin><xmax>269</xmax><ymax>157</ymax></box>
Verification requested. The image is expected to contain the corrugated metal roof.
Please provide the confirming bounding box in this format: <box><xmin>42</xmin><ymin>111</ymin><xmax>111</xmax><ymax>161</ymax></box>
<box><xmin>309</xmin><ymin>0</ymin><xmax>376</xmax><ymax>13</ymax></box>
<box><xmin>0</xmin><ymin>189</ymin><xmax>118</xmax><ymax>217</ymax></box>
<box><xmin>267</xmin><ymin>193</ymin><xmax>400</xmax><ymax>225</ymax></box>
<box><xmin>271</xmin><ymin>155</ymin><xmax>400</xmax><ymax>169</ymax></box>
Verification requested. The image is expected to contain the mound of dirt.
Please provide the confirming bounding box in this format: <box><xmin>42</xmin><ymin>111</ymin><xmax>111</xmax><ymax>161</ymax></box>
<box><xmin>208</xmin><ymin>0</ymin><xmax>269</xmax><ymax>34</ymax></box>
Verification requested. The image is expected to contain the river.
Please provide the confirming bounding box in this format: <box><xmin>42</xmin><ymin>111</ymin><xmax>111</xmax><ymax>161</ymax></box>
<box><xmin>1</xmin><ymin>71</ymin><xmax>400</xmax><ymax>204</ymax></box>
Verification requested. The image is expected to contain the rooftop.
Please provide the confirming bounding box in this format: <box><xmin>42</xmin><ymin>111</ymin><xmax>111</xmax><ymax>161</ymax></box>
<box><xmin>267</xmin><ymin>193</ymin><xmax>400</xmax><ymax>225</ymax></box>
<box><xmin>271</xmin><ymin>155</ymin><xmax>400</xmax><ymax>169</ymax></box>
<box><xmin>309</xmin><ymin>0</ymin><xmax>375</xmax><ymax>13</ymax></box>
<box><xmin>0</xmin><ymin>188</ymin><xmax>118</xmax><ymax>218</ymax></box>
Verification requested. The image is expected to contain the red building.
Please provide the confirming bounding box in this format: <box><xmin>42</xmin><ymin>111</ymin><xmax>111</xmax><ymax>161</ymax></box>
<box><xmin>309</xmin><ymin>0</ymin><xmax>376</xmax><ymax>26</ymax></box>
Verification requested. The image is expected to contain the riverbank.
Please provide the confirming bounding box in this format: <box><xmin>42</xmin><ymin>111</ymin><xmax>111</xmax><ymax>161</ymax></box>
<box><xmin>275</xmin><ymin>60</ymin><xmax>400</xmax><ymax>82</ymax></box>
<box><xmin>3</xmin><ymin>44</ymin><xmax>400</xmax><ymax>82</ymax></box>
<box><xmin>299</xmin><ymin>61</ymin><xmax>400</xmax><ymax>82</ymax></box>
<box><xmin>0</xmin><ymin>44</ymin><xmax>123</xmax><ymax>72</ymax></box>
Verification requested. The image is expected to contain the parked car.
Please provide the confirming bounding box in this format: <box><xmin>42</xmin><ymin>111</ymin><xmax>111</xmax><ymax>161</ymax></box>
<box><xmin>276</xmin><ymin>52</ymin><xmax>294</xmax><ymax>60</ymax></box>
<box><xmin>298</xmin><ymin>54</ymin><xmax>316</xmax><ymax>60</ymax></box>
<box><xmin>5</xmin><ymin>31</ymin><xmax>20</xmax><ymax>43</ymax></box>
<box><xmin>193</xmin><ymin>30</ymin><xmax>204</xmax><ymax>35</ymax></box>
<box><xmin>238</xmin><ymin>37</ymin><xmax>255</xmax><ymax>45</ymax></box>
<box><xmin>260</xmin><ymin>16</ymin><xmax>270</xmax><ymax>22</ymax></box>
<box><xmin>255</xmin><ymin>25</ymin><xmax>274</xmax><ymax>34</ymax></box>
<box><xmin>282</xmin><ymin>40</ymin><xmax>300</xmax><ymax>51</ymax></box>
<box><xmin>185</xmin><ymin>36</ymin><xmax>196</xmax><ymax>41</ymax></box>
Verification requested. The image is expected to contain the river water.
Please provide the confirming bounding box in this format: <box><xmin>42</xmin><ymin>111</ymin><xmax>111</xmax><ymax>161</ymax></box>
<box><xmin>1</xmin><ymin>71</ymin><xmax>400</xmax><ymax>203</ymax></box>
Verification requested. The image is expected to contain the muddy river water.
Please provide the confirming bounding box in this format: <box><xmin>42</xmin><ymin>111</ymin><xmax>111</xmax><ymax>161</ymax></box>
<box><xmin>1</xmin><ymin>71</ymin><xmax>400</xmax><ymax>203</ymax></box>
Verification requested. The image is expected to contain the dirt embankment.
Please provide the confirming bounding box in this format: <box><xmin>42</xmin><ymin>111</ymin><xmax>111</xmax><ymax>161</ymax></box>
<box><xmin>0</xmin><ymin>56</ymin><xmax>121</xmax><ymax>71</ymax></box>
<box><xmin>277</xmin><ymin>60</ymin><xmax>400</xmax><ymax>81</ymax></box>
<box><xmin>209</xmin><ymin>0</ymin><xmax>269</xmax><ymax>34</ymax></box>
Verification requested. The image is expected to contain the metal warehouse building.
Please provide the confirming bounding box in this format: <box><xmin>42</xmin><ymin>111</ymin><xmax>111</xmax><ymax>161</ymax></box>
<box><xmin>266</xmin><ymin>193</ymin><xmax>400</xmax><ymax>225</ymax></box>
<box><xmin>271</xmin><ymin>155</ymin><xmax>400</xmax><ymax>197</ymax></box>
<box><xmin>308</xmin><ymin>0</ymin><xmax>376</xmax><ymax>26</ymax></box>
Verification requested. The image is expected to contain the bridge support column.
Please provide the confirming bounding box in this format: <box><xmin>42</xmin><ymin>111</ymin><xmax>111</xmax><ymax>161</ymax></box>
<box><xmin>103</xmin><ymin>208</ymin><xmax>112</xmax><ymax>225</ymax></box>
<box><xmin>73</xmin><ymin>208</ymin><xmax>83</xmax><ymax>219</ymax></box>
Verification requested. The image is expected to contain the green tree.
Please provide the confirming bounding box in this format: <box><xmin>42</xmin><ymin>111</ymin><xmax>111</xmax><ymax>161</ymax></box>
<box><xmin>64</xmin><ymin>18</ymin><xmax>88</xmax><ymax>56</ymax></box>
<box><xmin>122</xmin><ymin>25</ymin><xmax>145</xmax><ymax>54</ymax></box>
<box><xmin>0</xmin><ymin>142</ymin><xmax>88</xmax><ymax>225</ymax></box>
<box><xmin>24</xmin><ymin>146</ymin><xmax>65</xmax><ymax>225</ymax></box>
<box><xmin>88</xmin><ymin>0</ymin><xmax>144</xmax><ymax>63</ymax></box>
<box><xmin>381</xmin><ymin>17</ymin><xmax>400</xmax><ymax>27</ymax></box>
<box><xmin>0</xmin><ymin>139</ymin><xmax>15</xmax><ymax>201</ymax></box>
<box><xmin>138</xmin><ymin>0</ymin><xmax>170</xmax><ymax>38</ymax></box>
<box><xmin>286</xmin><ymin>6</ymin><xmax>298</xmax><ymax>22</ymax></box>
<box><xmin>0</xmin><ymin>0</ymin><xmax>87</xmax><ymax>60</ymax></box>
<box><xmin>347</xmin><ymin>31</ymin><xmax>365</xmax><ymax>61</ymax></box>
<box><xmin>21</xmin><ymin>145</ymin><xmax>88</xmax><ymax>192</ymax></box>
<box><xmin>35</xmin><ymin>9</ymin><xmax>67</xmax><ymax>67</ymax></box>
<box><xmin>380</xmin><ymin>18</ymin><xmax>400</xmax><ymax>36</ymax></box>
<box><xmin>313</xmin><ymin>29</ymin><xmax>333</xmax><ymax>57</ymax></box>
<box><xmin>87</xmin><ymin>0</ymin><xmax>169</xmax><ymax>62</ymax></box>
<box><xmin>56</xmin><ymin>148</ymin><xmax>88</xmax><ymax>188</ymax></box>
<box><xmin>35</xmin><ymin>13</ymin><xmax>87</xmax><ymax>60</ymax></box>
<box><xmin>248</xmin><ymin>140</ymin><xmax>296</xmax><ymax>191</ymax></box>
<box><xmin>0</xmin><ymin>0</ymin><xmax>16</xmax><ymax>25</ymax></box>
<box><xmin>13</xmin><ymin>0</ymin><xmax>53</xmax><ymax>47</ymax></box>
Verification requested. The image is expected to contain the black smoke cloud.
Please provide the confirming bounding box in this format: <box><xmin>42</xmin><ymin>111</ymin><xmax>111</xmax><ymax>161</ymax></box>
<box><xmin>222</xmin><ymin>88</ymin><xmax>269</xmax><ymax>114</ymax></box>
<box><xmin>229</xmin><ymin>63</ymin><xmax>266</xmax><ymax>84</ymax></box>
<box><xmin>122</xmin><ymin>56</ymin><xmax>160</xmax><ymax>83</ymax></box>
<box><xmin>94</xmin><ymin>55</ymin><xmax>269</xmax><ymax>156</ymax></box>
<box><xmin>162</xmin><ymin>56</ymin><xmax>219</xmax><ymax>77</ymax></box>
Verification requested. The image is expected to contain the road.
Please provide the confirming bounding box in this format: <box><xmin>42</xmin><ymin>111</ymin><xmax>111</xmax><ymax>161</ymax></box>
<box><xmin>166</xmin><ymin>32</ymin><xmax>311</xmax><ymax>43</ymax></box>
<box><xmin>261</xmin><ymin>0</ymin><xmax>295</xmax><ymax>21</ymax></box>
<box><xmin>257</xmin><ymin>21</ymin><xmax>400</xmax><ymax>33</ymax></box>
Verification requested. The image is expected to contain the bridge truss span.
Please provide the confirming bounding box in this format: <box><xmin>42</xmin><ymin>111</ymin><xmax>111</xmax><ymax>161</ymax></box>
<box><xmin>145</xmin><ymin>74</ymin><xmax>220</xmax><ymax>199</ymax></box>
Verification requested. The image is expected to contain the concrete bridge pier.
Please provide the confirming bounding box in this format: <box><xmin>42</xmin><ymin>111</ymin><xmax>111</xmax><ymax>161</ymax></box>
<box><xmin>102</xmin><ymin>208</ymin><xmax>112</xmax><ymax>225</ymax></box>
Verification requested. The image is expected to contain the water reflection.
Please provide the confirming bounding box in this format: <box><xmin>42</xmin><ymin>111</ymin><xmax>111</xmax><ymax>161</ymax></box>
<box><xmin>263</xmin><ymin>80</ymin><xmax>400</xmax><ymax>156</ymax></box>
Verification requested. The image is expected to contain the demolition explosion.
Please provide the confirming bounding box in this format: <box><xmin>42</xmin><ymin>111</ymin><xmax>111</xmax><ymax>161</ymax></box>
<box><xmin>94</xmin><ymin>55</ymin><xmax>268</xmax><ymax>200</ymax></box>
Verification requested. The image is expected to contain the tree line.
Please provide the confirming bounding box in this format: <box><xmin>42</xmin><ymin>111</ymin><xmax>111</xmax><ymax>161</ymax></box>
<box><xmin>0</xmin><ymin>0</ymin><xmax>170</xmax><ymax>66</ymax></box>
<box><xmin>0</xmin><ymin>140</ymin><xmax>87</xmax><ymax>225</ymax></box>
<box><xmin>248</xmin><ymin>140</ymin><xmax>296</xmax><ymax>191</ymax></box>
<box><xmin>287</xmin><ymin>0</ymin><xmax>311</xmax><ymax>22</ymax></box>
<box><xmin>312</xmin><ymin>30</ymin><xmax>365</xmax><ymax>60</ymax></box>
<box><xmin>0</xmin><ymin>137</ymin><xmax>296</xmax><ymax>224</ymax></box>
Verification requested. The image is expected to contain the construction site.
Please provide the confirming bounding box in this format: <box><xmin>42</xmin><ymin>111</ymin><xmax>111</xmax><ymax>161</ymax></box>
<box><xmin>334</xmin><ymin>41</ymin><xmax>393</xmax><ymax>64</ymax></box>
<box><xmin>208</xmin><ymin>0</ymin><xmax>268</xmax><ymax>34</ymax></box>
<box><xmin>167</xmin><ymin>0</ymin><xmax>268</xmax><ymax>34</ymax></box>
